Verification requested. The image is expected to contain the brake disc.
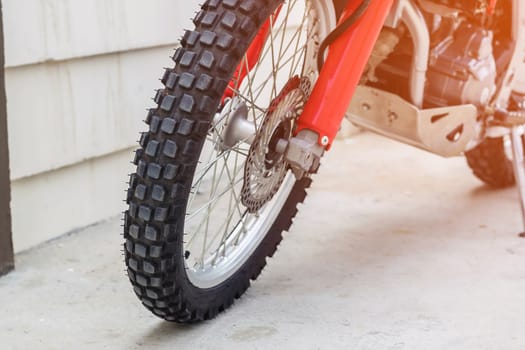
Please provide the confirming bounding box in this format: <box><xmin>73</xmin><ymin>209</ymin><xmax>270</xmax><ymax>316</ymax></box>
<box><xmin>241</xmin><ymin>76</ymin><xmax>310</xmax><ymax>213</ymax></box>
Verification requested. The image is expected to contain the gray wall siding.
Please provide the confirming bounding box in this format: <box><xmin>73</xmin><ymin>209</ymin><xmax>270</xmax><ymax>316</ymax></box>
<box><xmin>4</xmin><ymin>1</ymin><xmax>199</xmax><ymax>251</ymax></box>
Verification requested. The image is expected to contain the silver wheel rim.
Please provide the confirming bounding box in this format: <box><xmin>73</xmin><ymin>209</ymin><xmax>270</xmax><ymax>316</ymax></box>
<box><xmin>184</xmin><ymin>0</ymin><xmax>335</xmax><ymax>289</ymax></box>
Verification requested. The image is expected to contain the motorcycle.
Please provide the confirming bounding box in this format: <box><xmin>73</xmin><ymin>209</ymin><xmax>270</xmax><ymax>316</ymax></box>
<box><xmin>123</xmin><ymin>0</ymin><xmax>525</xmax><ymax>323</ymax></box>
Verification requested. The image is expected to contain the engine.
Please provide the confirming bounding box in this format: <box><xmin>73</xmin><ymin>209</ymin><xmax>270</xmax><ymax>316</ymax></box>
<box><xmin>366</xmin><ymin>0</ymin><xmax>501</xmax><ymax>109</ymax></box>
<box><xmin>425</xmin><ymin>22</ymin><xmax>497</xmax><ymax>107</ymax></box>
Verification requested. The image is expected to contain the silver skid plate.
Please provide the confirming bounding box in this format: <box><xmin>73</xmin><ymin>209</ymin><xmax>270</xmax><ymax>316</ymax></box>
<box><xmin>347</xmin><ymin>86</ymin><xmax>478</xmax><ymax>157</ymax></box>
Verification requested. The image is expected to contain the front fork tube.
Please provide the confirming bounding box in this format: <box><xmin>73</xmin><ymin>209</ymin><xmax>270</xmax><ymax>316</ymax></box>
<box><xmin>295</xmin><ymin>0</ymin><xmax>394</xmax><ymax>149</ymax></box>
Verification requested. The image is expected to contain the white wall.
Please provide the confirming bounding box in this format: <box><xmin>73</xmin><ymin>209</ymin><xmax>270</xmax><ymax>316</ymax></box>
<box><xmin>4</xmin><ymin>0</ymin><xmax>199</xmax><ymax>252</ymax></box>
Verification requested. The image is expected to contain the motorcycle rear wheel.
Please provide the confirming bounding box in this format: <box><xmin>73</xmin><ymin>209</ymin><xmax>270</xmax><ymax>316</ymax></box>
<box><xmin>465</xmin><ymin>136</ymin><xmax>522</xmax><ymax>188</ymax></box>
<box><xmin>123</xmin><ymin>0</ymin><xmax>335</xmax><ymax>323</ymax></box>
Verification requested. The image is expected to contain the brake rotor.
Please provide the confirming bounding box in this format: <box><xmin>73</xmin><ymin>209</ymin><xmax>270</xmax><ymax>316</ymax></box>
<box><xmin>241</xmin><ymin>76</ymin><xmax>309</xmax><ymax>213</ymax></box>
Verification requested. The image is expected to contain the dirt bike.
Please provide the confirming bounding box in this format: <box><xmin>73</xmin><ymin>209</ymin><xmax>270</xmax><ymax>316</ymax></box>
<box><xmin>123</xmin><ymin>0</ymin><xmax>525</xmax><ymax>323</ymax></box>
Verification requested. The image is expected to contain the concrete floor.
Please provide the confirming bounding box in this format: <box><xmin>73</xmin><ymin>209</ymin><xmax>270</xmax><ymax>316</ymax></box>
<box><xmin>2</xmin><ymin>132</ymin><xmax>525</xmax><ymax>350</ymax></box>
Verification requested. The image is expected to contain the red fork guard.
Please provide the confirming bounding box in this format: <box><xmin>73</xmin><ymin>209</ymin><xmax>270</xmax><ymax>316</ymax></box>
<box><xmin>295</xmin><ymin>0</ymin><xmax>394</xmax><ymax>148</ymax></box>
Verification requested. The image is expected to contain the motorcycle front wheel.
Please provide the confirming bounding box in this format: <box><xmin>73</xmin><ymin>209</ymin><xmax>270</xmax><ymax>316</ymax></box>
<box><xmin>123</xmin><ymin>0</ymin><xmax>335</xmax><ymax>323</ymax></box>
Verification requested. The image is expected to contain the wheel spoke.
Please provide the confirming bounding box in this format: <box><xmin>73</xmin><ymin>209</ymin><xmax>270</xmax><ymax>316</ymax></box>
<box><xmin>247</xmin><ymin>17</ymin><xmax>310</xmax><ymax>103</ymax></box>
<box><xmin>213</xmin><ymin>150</ymin><xmax>249</xmax><ymax>256</ymax></box>
<box><xmin>289</xmin><ymin>3</ymin><xmax>308</xmax><ymax>78</ymax></box>
<box><xmin>187</xmin><ymin>151</ymin><xmax>232</xmax><ymax>233</ymax></box>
